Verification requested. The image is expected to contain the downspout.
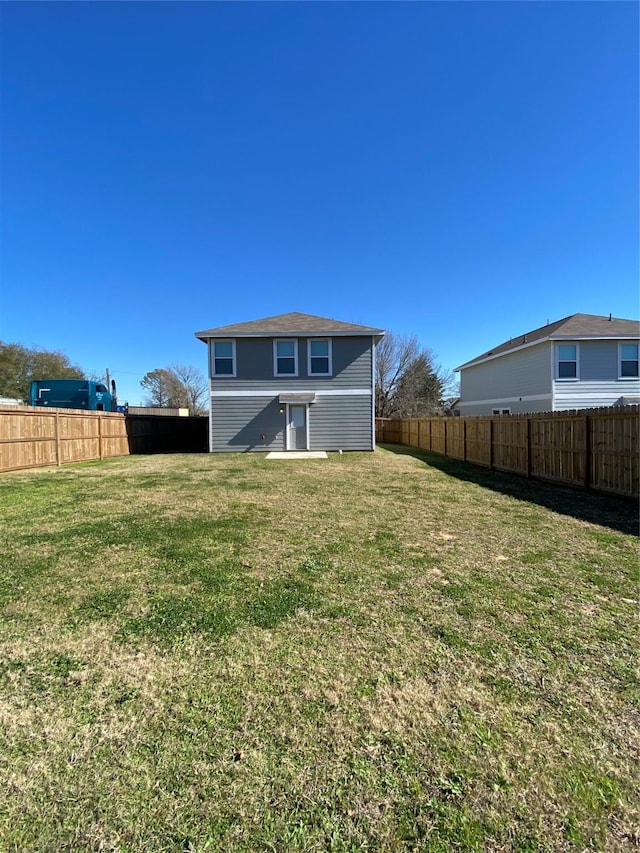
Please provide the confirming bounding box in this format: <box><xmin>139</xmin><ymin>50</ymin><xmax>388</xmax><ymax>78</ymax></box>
<box><xmin>371</xmin><ymin>335</ymin><xmax>376</xmax><ymax>450</ymax></box>
<box><xmin>208</xmin><ymin>339</ymin><xmax>214</xmax><ymax>452</ymax></box>
<box><xmin>549</xmin><ymin>342</ymin><xmax>555</xmax><ymax>412</ymax></box>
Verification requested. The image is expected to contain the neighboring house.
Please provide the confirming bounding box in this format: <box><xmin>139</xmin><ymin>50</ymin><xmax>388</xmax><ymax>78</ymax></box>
<box><xmin>455</xmin><ymin>314</ymin><xmax>640</xmax><ymax>416</ymax></box>
<box><xmin>443</xmin><ymin>397</ymin><xmax>461</xmax><ymax>417</ymax></box>
<box><xmin>195</xmin><ymin>312</ymin><xmax>384</xmax><ymax>452</ymax></box>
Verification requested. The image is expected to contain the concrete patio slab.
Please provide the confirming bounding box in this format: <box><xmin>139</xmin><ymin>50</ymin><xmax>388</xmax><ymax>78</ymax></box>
<box><xmin>265</xmin><ymin>451</ymin><xmax>328</xmax><ymax>459</ymax></box>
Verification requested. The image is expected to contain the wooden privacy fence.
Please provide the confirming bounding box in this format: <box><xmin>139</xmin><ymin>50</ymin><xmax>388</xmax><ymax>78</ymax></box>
<box><xmin>0</xmin><ymin>406</ymin><xmax>208</xmax><ymax>473</ymax></box>
<box><xmin>0</xmin><ymin>407</ymin><xmax>129</xmax><ymax>472</ymax></box>
<box><xmin>376</xmin><ymin>407</ymin><xmax>639</xmax><ymax>500</ymax></box>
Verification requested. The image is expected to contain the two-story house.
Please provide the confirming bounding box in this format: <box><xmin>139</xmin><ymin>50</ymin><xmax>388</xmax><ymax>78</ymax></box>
<box><xmin>195</xmin><ymin>312</ymin><xmax>385</xmax><ymax>452</ymax></box>
<box><xmin>455</xmin><ymin>314</ymin><xmax>640</xmax><ymax>416</ymax></box>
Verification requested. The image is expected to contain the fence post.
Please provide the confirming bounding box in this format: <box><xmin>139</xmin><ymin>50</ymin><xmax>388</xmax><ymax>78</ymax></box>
<box><xmin>463</xmin><ymin>419</ymin><xmax>467</xmax><ymax>461</ymax></box>
<box><xmin>55</xmin><ymin>410</ymin><xmax>61</xmax><ymax>466</ymax></box>
<box><xmin>98</xmin><ymin>413</ymin><xmax>103</xmax><ymax>460</ymax></box>
<box><xmin>584</xmin><ymin>414</ymin><xmax>591</xmax><ymax>491</ymax></box>
<box><xmin>526</xmin><ymin>416</ymin><xmax>531</xmax><ymax>478</ymax></box>
<box><xmin>444</xmin><ymin>419</ymin><xmax>448</xmax><ymax>457</ymax></box>
<box><xmin>489</xmin><ymin>418</ymin><xmax>494</xmax><ymax>470</ymax></box>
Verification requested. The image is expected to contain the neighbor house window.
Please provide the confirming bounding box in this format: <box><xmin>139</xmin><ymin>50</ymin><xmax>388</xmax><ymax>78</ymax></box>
<box><xmin>274</xmin><ymin>339</ymin><xmax>298</xmax><ymax>376</ymax></box>
<box><xmin>212</xmin><ymin>340</ymin><xmax>236</xmax><ymax>376</ymax></box>
<box><xmin>619</xmin><ymin>343</ymin><xmax>639</xmax><ymax>378</ymax></box>
<box><xmin>557</xmin><ymin>344</ymin><xmax>578</xmax><ymax>379</ymax></box>
<box><xmin>308</xmin><ymin>339</ymin><xmax>332</xmax><ymax>376</ymax></box>
<box><xmin>492</xmin><ymin>408</ymin><xmax>511</xmax><ymax>415</ymax></box>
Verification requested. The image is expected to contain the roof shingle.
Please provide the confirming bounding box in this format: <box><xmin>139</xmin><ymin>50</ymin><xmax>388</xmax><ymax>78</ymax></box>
<box><xmin>196</xmin><ymin>311</ymin><xmax>384</xmax><ymax>340</ymax></box>
<box><xmin>456</xmin><ymin>314</ymin><xmax>640</xmax><ymax>371</ymax></box>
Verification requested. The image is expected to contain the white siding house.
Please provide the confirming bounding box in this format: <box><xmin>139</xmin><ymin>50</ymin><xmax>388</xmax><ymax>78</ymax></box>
<box><xmin>456</xmin><ymin>314</ymin><xmax>640</xmax><ymax>416</ymax></box>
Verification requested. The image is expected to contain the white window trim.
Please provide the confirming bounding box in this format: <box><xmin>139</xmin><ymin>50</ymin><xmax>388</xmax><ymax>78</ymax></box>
<box><xmin>618</xmin><ymin>342</ymin><xmax>639</xmax><ymax>379</ymax></box>
<box><xmin>273</xmin><ymin>339</ymin><xmax>298</xmax><ymax>377</ymax></box>
<box><xmin>212</xmin><ymin>339</ymin><xmax>236</xmax><ymax>378</ymax></box>
<box><xmin>307</xmin><ymin>338</ymin><xmax>332</xmax><ymax>376</ymax></box>
<box><xmin>556</xmin><ymin>342</ymin><xmax>580</xmax><ymax>381</ymax></box>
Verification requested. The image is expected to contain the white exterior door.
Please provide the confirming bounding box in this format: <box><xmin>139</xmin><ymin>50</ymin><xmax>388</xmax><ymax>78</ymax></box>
<box><xmin>287</xmin><ymin>405</ymin><xmax>308</xmax><ymax>450</ymax></box>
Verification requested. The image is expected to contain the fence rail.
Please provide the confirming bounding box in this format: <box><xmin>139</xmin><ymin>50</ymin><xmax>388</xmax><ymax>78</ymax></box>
<box><xmin>376</xmin><ymin>407</ymin><xmax>639</xmax><ymax>500</ymax></box>
<box><xmin>0</xmin><ymin>407</ymin><xmax>207</xmax><ymax>472</ymax></box>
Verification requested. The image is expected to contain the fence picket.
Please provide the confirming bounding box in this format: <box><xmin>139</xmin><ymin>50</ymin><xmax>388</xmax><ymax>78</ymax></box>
<box><xmin>0</xmin><ymin>407</ymin><xmax>208</xmax><ymax>472</ymax></box>
<box><xmin>376</xmin><ymin>407</ymin><xmax>639</xmax><ymax>499</ymax></box>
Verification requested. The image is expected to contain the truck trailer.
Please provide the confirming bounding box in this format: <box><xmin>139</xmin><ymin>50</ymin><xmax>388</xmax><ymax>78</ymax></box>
<box><xmin>30</xmin><ymin>379</ymin><xmax>118</xmax><ymax>412</ymax></box>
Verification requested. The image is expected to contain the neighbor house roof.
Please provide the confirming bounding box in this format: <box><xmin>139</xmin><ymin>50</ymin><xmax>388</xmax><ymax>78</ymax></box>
<box><xmin>195</xmin><ymin>311</ymin><xmax>385</xmax><ymax>341</ymax></box>
<box><xmin>455</xmin><ymin>314</ymin><xmax>640</xmax><ymax>371</ymax></box>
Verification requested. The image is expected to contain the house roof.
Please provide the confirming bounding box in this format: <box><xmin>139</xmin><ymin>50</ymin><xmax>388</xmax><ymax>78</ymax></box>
<box><xmin>195</xmin><ymin>311</ymin><xmax>385</xmax><ymax>341</ymax></box>
<box><xmin>455</xmin><ymin>314</ymin><xmax>640</xmax><ymax>371</ymax></box>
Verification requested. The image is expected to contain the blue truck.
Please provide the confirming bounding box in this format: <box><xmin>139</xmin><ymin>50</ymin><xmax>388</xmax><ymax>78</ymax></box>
<box><xmin>30</xmin><ymin>379</ymin><xmax>120</xmax><ymax>412</ymax></box>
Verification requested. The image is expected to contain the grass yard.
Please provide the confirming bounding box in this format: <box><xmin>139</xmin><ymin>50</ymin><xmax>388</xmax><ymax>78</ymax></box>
<box><xmin>0</xmin><ymin>447</ymin><xmax>638</xmax><ymax>852</ymax></box>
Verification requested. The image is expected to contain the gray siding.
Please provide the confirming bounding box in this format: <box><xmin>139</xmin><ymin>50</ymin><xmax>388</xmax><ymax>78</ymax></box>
<box><xmin>551</xmin><ymin>339</ymin><xmax>640</xmax><ymax>408</ymax></box>
<box><xmin>459</xmin><ymin>343</ymin><xmax>552</xmax><ymax>415</ymax></box>
<box><xmin>309</xmin><ymin>395</ymin><xmax>373</xmax><ymax>451</ymax></box>
<box><xmin>210</xmin><ymin>393</ymin><xmax>373</xmax><ymax>452</ymax></box>
<box><xmin>551</xmin><ymin>340</ymin><xmax>639</xmax><ymax>409</ymax></box>
<box><xmin>207</xmin><ymin>335</ymin><xmax>376</xmax><ymax>452</ymax></box>
<box><xmin>209</xmin><ymin>336</ymin><xmax>372</xmax><ymax>391</ymax></box>
<box><xmin>211</xmin><ymin>397</ymin><xmax>285</xmax><ymax>452</ymax></box>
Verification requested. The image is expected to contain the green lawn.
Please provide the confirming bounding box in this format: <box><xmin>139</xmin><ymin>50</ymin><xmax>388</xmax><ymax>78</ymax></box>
<box><xmin>0</xmin><ymin>448</ymin><xmax>637</xmax><ymax>852</ymax></box>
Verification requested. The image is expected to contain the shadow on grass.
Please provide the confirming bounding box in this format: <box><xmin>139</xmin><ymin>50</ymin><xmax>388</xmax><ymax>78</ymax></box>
<box><xmin>380</xmin><ymin>443</ymin><xmax>639</xmax><ymax>537</ymax></box>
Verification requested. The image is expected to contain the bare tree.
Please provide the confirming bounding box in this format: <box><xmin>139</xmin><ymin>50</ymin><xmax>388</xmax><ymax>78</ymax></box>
<box><xmin>170</xmin><ymin>363</ymin><xmax>208</xmax><ymax>415</ymax></box>
<box><xmin>375</xmin><ymin>333</ymin><xmax>454</xmax><ymax>418</ymax></box>
<box><xmin>140</xmin><ymin>365</ymin><xmax>207</xmax><ymax>414</ymax></box>
<box><xmin>375</xmin><ymin>332</ymin><xmax>421</xmax><ymax>418</ymax></box>
<box><xmin>140</xmin><ymin>368</ymin><xmax>184</xmax><ymax>408</ymax></box>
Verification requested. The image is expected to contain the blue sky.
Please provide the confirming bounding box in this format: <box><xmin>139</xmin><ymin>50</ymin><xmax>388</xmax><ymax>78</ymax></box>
<box><xmin>1</xmin><ymin>1</ymin><xmax>638</xmax><ymax>404</ymax></box>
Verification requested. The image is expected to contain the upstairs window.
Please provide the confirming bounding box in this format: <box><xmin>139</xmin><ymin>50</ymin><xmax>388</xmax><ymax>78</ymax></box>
<box><xmin>619</xmin><ymin>343</ymin><xmax>639</xmax><ymax>378</ymax></box>
<box><xmin>274</xmin><ymin>340</ymin><xmax>298</xmax><ymax>376</ymax></box>
<box><xmin>213</xmin><ymin>340</ymin><xmax>235</xmax><ymax>376</ymax></box>
<box><xmin>308</xmin><ymin>339</ymin><xmax>332</xmax><ymax>375</ymax></box>
<box><xmin>557</xmin><ymin>344</ymin><xmax>578</xmax><ymax>379</ymax></box>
